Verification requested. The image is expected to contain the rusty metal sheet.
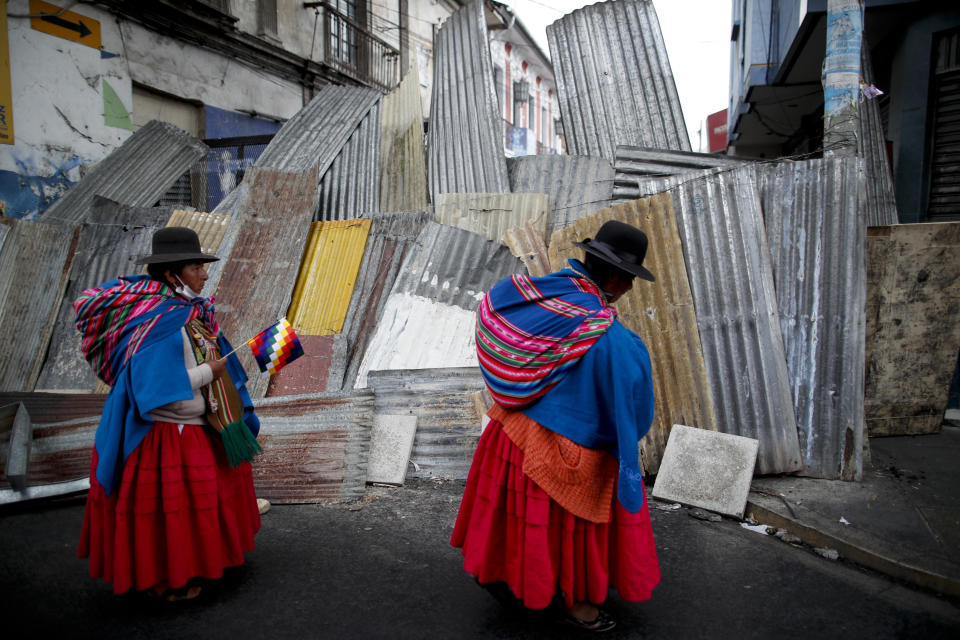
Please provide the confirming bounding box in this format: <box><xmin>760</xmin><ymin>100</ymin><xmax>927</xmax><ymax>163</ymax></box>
<box><xmin>507</xmin><ymin>155</ymin><xmax>615</xmax><ymax>238</ymax></box>
<box><xmin>381</xmin><ymin>69</ymin><xmax>429</xmax><ymax>212</ymax></box>
<box><xmin>353</xmin><ymin>222</ymin><xmax>524</xmax><ymax>388</ymax></box>
<box><xmin>317</xmin><ymin>101</ymin><xmax>381</xmax><ymax>221</ymax></box>
<box><xmin>548</xmin><ymin>193</ymin><xmax>718</xmax><ymax>475</ymax></box>
<box><xmin>340</xmin><ymin>212</ymin><xmax>432</xmax><ymax>391</ymax></box>
<box><xmin>39</xmin><ymin>120</ymin><xmax>208</xmax><ymax>224</ymax></box>
<box><xmin>0</xmin><ymin>392</ymin><xmax>104</xmax><ymax>491</ymax></box>
<box><xmin>166</xmin><ymin>209</ymin><xmax>231</xmax><ymax>255</ymax></box>
<box><xmin>0</xmin><ymin>219</ymin><xmax>79</xmax><ymax>392</ymax></box>
<box><xmin>288</xmin><ymin>219</ymin><xmax>372</xmax><ymax>335</ymax></box>
<box><xmin>367</xmin><ymin>367</ymin><xmax>485</xmax><ymax>480</ymax></box>
<box><xmin>35</xmin><ymin>197</ymin><xmax>173</xmax><ymax>392</ymax></box>
<box><xmin>648</xmin><ymin>167</ymin><xmax>802</xmax><ymax>475</ymax></box>
<box><xmin>251</xmin><ymin>390</ymin><xmax>374</xmax><ymax>503</ymax></box>
<box><xmin>865</xmin><ymin>222</ymin><xmax>960</xmax><ymax>435</ymax></box>
<box><xmin>547</xmin><ymin>0</ymin><xmax>690</xmax><ymax>163</ymax></box>
<box><xmin>503</xmin><ymin>219</ymin><xmax>551</xmax><ymax>277</ymax></box>
<box><xmin>427</xmin><ymin>0</ymin><xmax>510</xmax><ymax>201</ymax></box>
<box><xmin>759</xmin><ymin>158</ymin><xmax>867</xmax><ymax>480</ymax></box>
<box><xmin>213</xmin><ymin>167</ymin><xmax>321</xmax><ymax>399</ymax></box>
<box><xmin>433</xmin><ymin>193</ymin><xmax>550</xmax><ymax>243</ymax></box>
<box><xmin>266</xmin><ymin>335</ymin><xmax>346</xmax><ymax>396</ymax></box>
<box><xmin>204</xmin><ymin>173</ymin><xmax>255</xmax><ymax>294</ymax></box>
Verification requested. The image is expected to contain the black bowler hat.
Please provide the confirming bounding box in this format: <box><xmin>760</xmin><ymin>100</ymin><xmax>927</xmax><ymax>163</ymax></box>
<box><xmin>573</xmin><ymin>220</ymin><xmax>655</xmax><ymax>282</ymax></box>
<box><xmin>135</xmin><ymin>227</ymin><xmax>219</xmax><ymax>265</ymax></box>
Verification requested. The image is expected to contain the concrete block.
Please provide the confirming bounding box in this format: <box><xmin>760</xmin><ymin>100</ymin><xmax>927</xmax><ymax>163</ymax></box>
<box><xmin>1</xmin><ymin>403</ymin><xmax>32</xmax><ymax>491</ymax></box>
<box><xmin>368</xmin><ymin>414</ymin><xmax>418</xmax><ymax>485</ymax></box>
<box><xmin>652</xmin><ymin>424</ymin><xmax>759</xmax><ymax>519</ymax></box>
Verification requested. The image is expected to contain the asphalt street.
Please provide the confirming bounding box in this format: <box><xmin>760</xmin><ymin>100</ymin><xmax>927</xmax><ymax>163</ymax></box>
<box><xmin>2</xmin><ymin>479</ymin><xmax>959</xmax><ymax>639</ymax></box>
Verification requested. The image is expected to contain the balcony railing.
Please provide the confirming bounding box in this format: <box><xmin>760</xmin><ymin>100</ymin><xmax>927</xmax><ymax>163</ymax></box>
<box><xmin>323</xmin><ymin>3</ymin><xmax>400</xmax><ymax>92</ymax></box>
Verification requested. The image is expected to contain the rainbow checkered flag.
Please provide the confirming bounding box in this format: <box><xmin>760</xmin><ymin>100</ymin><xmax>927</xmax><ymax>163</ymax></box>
<box><xmin>247</xmin><ymin>318</ymin><xmax>304</xmax><ymax>375</ymax></box>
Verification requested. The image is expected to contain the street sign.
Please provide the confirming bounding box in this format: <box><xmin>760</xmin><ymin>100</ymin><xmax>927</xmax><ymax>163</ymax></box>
<box><xmin>29</xmin><ymin>0</ymin><xmax>102</xmax><ymax>50</ymax></box>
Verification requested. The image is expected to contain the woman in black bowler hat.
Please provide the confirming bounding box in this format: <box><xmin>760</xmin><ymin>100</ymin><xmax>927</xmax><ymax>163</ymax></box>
<box><xmin>453</xmin><ymin>220</ymin><xmax>661</xmax><ymax>632</ymax></box>
<box><xmin>74</xmin><ymin>227</ymin><xmax>262</xmax><ymax>601</ymax></box>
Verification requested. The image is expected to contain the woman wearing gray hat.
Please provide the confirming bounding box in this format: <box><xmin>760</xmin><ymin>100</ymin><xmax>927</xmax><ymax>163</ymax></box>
<box><xmin>452</xmin><ymin>220</ymin><xmax>661</xmax><ymax>632</ymax></box>
<box><xmin>75</xmin><ymin>227</ymin><xmax>262</xmax><ymax>601</ymax></box>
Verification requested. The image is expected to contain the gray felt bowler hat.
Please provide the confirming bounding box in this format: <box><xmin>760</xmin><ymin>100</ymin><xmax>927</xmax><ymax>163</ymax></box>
<box><xmin>135</xmin><ymin>227</ymin><xmax>219</xmax><ymax>265</ymax></box>
<box><xmin>573</xmin><ymin>220</ymin><xmax>655</xmax><ymax>282</ymax></box>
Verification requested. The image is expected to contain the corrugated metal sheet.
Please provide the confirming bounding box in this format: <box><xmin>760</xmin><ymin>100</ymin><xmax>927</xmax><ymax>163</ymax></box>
<box><xmin>353</xmin><ymin>221</ymin><xmax>524</xmax><ymax>388</ymax></box>
<box><xmin>166</xmin><ymin>209</ymin><xmax>231</xmax><ymax>255</ymax></box>
<box><xmin>340</xmin><ymin>211</ymin><xmax>432</xmax><ymax>391</ymax></box>
<box><xmin>36</xmin><ymin>198</ymin><xmax>173</xmax><ymax>392</ymax></box>
<box><xmin>254</xmin><ymin>85</ymin><xmax>381</xmax><ymax>174</ymax></box>
<box><xmin>547</xmin><ymin>0</ymin><xmax>690</xmax><ymax>164</ymax></box>
<box><xmin>367</xmin><ymin>367</ymin><xmax>485</xmax><ymax>480</ymax></box>
<box><xmin>213</xmin><ymin>167</ymin><xmax>321</xmax><ymax>399</ymax></box>
<box><xmin>266</xmin><ymin>334</ymin><xmax>346</xmax><ymax>396</ymax></box>
<box><xmin>288</xmin><ymin>219</ymin><xmax>372</xmax><ymax>335</ymax></box>
<box><xmin>317</xmin><ymin>101</ymin><xmax>382</xmax><ymax>221</ymax></box>
<box><xmin>548</xmin><ymin>193</ymin><xmax>718</xmax><ymax>475</ymax></box>
<box><xmin>427</xmin><ymin>0</ymin><xmax>510</xmax><ymax>202</ymax></box>
<box><xmin>758</xmin><ymin>158</ymin><xmax>866</xmax><ymax>480</ymax></box>
<box><xmin>649</xmin><ymin>167</ymin><xmax>802</xmax><ymax>475</ymax></box>
<box><xmin>433</xmin><ymin>192</ymin><xmax>549</xmax><ymax>243</ymax></box>
<box><xmin>0</xmin><ymin>393</ymin><xmax>104</xmax><ymax>490</ymax></box>
<box><xmin>507</xmin><ymin>155</ymin><xmax>615</xmax><ymax>237</ymax></box>
<box><xmin>502</xmin><ymin>219</ymin><xmax>551</xmax><ymax>277</ymax></box>
<box><xmin>614</xmin><ymin>145</ymin><xmax>747</xmax><ymax>202</ymax></box>
<box><xmin>859</xmin><ymin>44</ymin><xmax>899</xmax><ymax>226</ymax></box>
<box><xmin>0</xmin><ymin>220</ymin><xmax>78</xmax><ymax>392</ymax></box>
<box><xmin>864</xmin><ymin>222</ymin><xmax>960</xmax><ymax>436</ymax></box>
<box><xmin>204</xmin><ymin>174</ymin><xmax>254</xmax><ymax>294</ymax></box>
<box><xmin>39</xmin><ymin>120</ymin><xmax>208</xmax><ymax>224</ymax></box>
<box><xmin>381</xmin><ymin>70</ymin><xmax>429</xmax><ymax>212</ymax></box>
<box><xmin>251</xmin><ymin>390</ymin><xmax>374</xmax><ymax>504</ymax></box>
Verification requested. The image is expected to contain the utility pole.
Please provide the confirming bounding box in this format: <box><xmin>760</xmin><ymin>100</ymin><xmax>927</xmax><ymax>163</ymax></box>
<box><xmin>822</xmin><ymin>0</ymin><xmax>862</xmax><ymax>156</ymax></box>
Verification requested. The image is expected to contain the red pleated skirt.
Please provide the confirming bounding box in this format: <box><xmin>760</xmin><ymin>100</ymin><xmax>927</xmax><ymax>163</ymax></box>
<box><xmin>450</xmin><ymin>417</ymin><xmax>660</xmax><ymax>609</ymax></box>
<box><xmin>78</xmin><ymin>421</ymin><xmax>261</xmax><ymax>594</ymax></box>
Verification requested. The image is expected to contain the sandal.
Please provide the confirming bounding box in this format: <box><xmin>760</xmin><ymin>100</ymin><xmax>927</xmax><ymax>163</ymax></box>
<box><xmin>147</xmin><ymin>584</ymin><xmax>202</xmax><ymax>602</ymax></box>
<box><xmin>562</xmin><ymin>608</ymin><xmax>617</xmax><ymax>632</ymax></box>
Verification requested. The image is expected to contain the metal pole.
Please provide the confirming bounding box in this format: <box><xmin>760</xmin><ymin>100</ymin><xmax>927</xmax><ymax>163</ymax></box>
<box><xmin>822</xmin><ymin>0</ymin><xmax>862</xmax><ymax>156</ymax></box>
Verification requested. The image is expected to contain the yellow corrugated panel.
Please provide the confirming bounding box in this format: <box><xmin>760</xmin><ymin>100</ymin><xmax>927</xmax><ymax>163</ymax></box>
<box><xmin>167</xmin><ymin>209</ymin><xmax>231</xmax><ymax>255</ymax></box>
<box><xmin>288</xmin><ymin>219</ymin><xmax>372</xmax><ymax>335</ymax></box>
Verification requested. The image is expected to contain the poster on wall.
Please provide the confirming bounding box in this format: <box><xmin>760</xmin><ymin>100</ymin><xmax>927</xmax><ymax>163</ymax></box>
<box><xmin>0</xmin><ymin>0</ymin><xmax>13</xmax><ymax>145</ymax></box>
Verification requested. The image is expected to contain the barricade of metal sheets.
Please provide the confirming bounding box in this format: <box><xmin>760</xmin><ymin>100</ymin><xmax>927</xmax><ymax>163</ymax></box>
<box><xmin>317</xmin><ymin>101</ymin><xmax>381</xmax><ymax>221</ymax></box>
<box><xmin>502</xmin><ymin>219</ymin><xmax>551</xmax><ymax>277</ymax></box>
<box><xmin>507</xmin><ymin>155</ymin><xmax>615</xmax><ymax>237</ymax></box>
<box><xmin>288</xmin><ymin>219</ymin><xmax>372</xmax><ymax>335</ymax></box>
<box><xmin>864</xmin><ymin>222</ymin><xmax>960</xmax><ymax>436</ymax></box>
<box><xmin>367</xmin><ymin>367</ymin><xmax>486</xmax><ymax>480</ymax></box>
<box><xmin>39</xmin><ymin>120</ymin><xmax>208</xmax><ymax>224</ymax></box>
<box><xmin>614</xmin><ymin>145</ymin><xmax>748</xmax><ymax>202</ymax></box>
<box><xmin>433</xmin><ymin>193</ymin><xmax>549</xmax><ymax>243</ymax></box>
<box><xmin>353</xmin><ymin>221</ymin><xmax>523</xmax><ymax>388</ymax></box>
<box><xmin>427</xmin><ymin>0</ymin><xmax>510</xmax><ymax>202</ymax></box>
<box><xmin>36</xmin><ymin>198</ymin><xmax>174</xmax><ymax>392</ymax></box>
<box><xmin>340</xmin><ymin>211</ymin><xmax>432</xmax><ymax>390</ymax></box>
<box><xmin>648</xmin><ymin>167</ymin><xmax>802</xmax><ymax>475</ymax></box>
<box><xmin>758</xmin><ymin>158</ymin><xmax>867</xmax><ymax>480</ymax></box>
<box><xmin>547</xmin><ymin>0</ymin><xmax>690</xmax><ymax>164</ymax></box>
<box><xmin>252</xmin><ymin>391</ymin><xmax>374</xmax><ymax>503</ymax></box>
<box><xmin>0</xmin><ymin>219</ymin><xmax>78</xmax><ymax>392</ymax></box>
<box><xmin>548</xmin><ymin>193</ymin><xmax>718</xmax><ymax>475</ymax></box>
<box><xmin>381</xmin><ymin>69</ymin><xmax>429</xmax><ymax>212</ymax></box>
<box><xmin>213</xmin><ymin>167</ymin><xmax>321</xmax><ymax>399</ymax></box>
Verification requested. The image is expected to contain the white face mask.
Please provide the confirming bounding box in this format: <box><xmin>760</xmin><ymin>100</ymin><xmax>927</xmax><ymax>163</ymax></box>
<box><xmin>174</xmin><ymin>275</ymin><xmax>203</xmax><ymax>300</ymax></box>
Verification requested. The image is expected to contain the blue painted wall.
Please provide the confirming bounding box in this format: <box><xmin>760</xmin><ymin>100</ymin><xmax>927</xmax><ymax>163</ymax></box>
<box><xmin>205</xmin><ymin>105</ymin><xmax>281</xmax><ymax>138</ymax></box>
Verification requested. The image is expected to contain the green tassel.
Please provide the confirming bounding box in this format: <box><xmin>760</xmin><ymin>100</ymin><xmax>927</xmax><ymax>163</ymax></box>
<box><xmin>219</xmin><ymin>420</ymin><xmax>263</xmax><ymax>467</ymax></box>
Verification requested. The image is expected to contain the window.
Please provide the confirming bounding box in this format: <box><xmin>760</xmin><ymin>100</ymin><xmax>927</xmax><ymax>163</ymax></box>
<box><xmin>494</xmin><ymin>66</ymin><xmax>504</xmax><ymax>116</ymax></box>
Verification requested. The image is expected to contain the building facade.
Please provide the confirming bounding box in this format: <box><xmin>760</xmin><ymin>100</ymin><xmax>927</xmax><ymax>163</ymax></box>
<box><xmin>727</xmin><ymin>0</ymin><xmax>960</xmax><ymax>223</ymax></box>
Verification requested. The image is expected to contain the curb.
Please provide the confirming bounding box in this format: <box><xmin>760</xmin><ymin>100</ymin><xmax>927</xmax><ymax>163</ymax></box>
<box><xmin>745</xmin><ymin>500</ymin><xmax>960</xmax><ymax>599</ymax></box>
